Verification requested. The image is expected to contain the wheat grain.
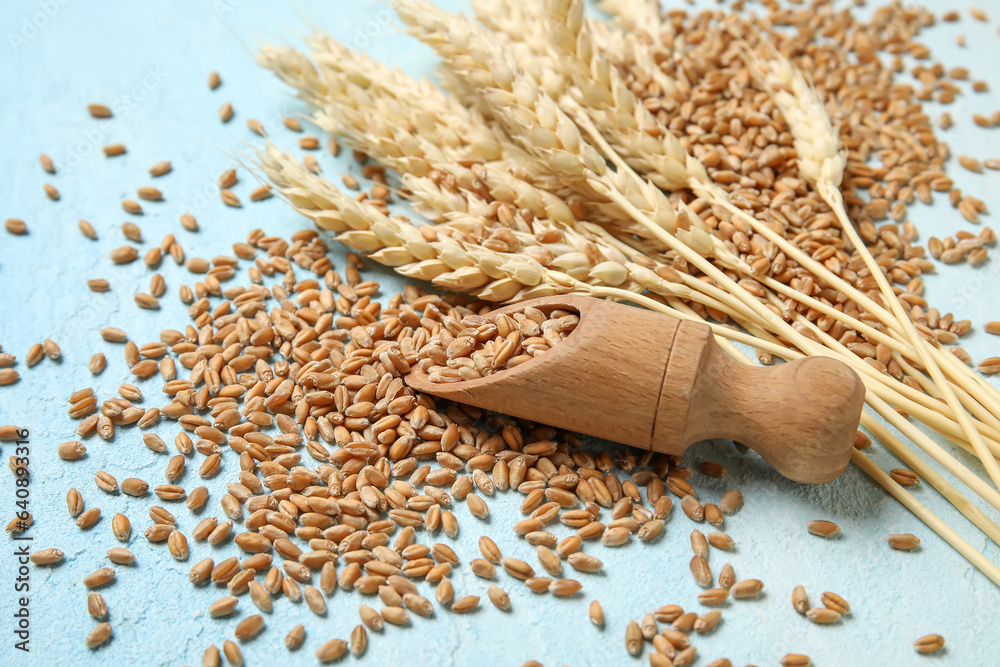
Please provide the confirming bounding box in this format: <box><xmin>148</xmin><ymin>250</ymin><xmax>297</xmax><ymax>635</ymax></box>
<box><xmin>914</xmin><ymin>634</ymin><xmax>945</xmax><ymax>653</ymax></box>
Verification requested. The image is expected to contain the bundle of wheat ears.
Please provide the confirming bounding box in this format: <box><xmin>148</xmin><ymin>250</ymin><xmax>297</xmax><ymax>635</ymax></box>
<box><xmin>255</xmin><ymin>0</ymin><xmax>1000</xmax><ymax>585</ymax></box>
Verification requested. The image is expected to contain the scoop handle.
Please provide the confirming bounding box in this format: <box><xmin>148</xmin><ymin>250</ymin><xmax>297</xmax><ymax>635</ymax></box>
<box><xmin>657</xmin><ymin>323</ymin><xmax>866</xmax><ymax>483</ymax></box>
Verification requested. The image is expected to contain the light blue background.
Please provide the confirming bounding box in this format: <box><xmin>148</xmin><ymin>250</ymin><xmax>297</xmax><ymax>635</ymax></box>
<box><xmin>1</xmin><ymin>1</ymin><xmax>999</xmax><ymax>665</ymax></box>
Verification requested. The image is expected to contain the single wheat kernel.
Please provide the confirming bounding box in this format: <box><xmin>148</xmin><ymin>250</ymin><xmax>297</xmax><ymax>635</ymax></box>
<box><xmin>66</xmin><ymin>488</ymin><xmax>83</xmax><ymax>517</ymax></box>
<box><xmin>29</xmin><ymin>548</ymin><xmax>64</xmax><ymax>565</ymax></box>
<box><xmin>478</xmin><ymin>535</ymin><xmax>502</xmax><ymax>563</ymax></box>
<box><xmin>549</xmin><ymin>578</ymin><xmax>582</xmax><ymax>597</ymax></box>
<box><xmin>315</xmin><ymin>638</ymin><xmax>348</xmax><ymax>662</ymax></box>
<box><xmin>85</xmin><ymin>622</ymin><xmax>113</xmax><ymax>648</ymax></box>
<box><xmin>250</xmin><ymin>185</ymin><xmax>272</xmax><ymax>201</ymax></box>
<box><xmin>731</xmin><ymin>579</ymin><xmax>765</xmax><ymax>599</ymax></box>
<box><xmin>674</xmin><ymin>647</ymin><xmax>698</xmax><ymax>667</ymax></box>
<box><xmin>168</xmin><ymin>530</ymin><xmax>189</xmax><ymax>561</ymax></box>
<box><xmin>88</xmin><ymin>103</ymin><xmax>111</xmax><ymax>118</ymax></box>
<box><xmin>568</xmin><ymin>552</ymin><xmax>603</xmax><ymax>573</ymax></box>
<box><xmin>349</xmin><ymin>624</ymin><xmax>366</xmax><ymax>656</ymax></box>
<box><xmin>83</xmin><ymin>567</ymin><xmax>115</xmax><ymax>588</ymax></box>
<box><xmin>821</xmin><ymin>591</ymin><xmax>850</xmax><ymax>615</ymax></box>
<box><xmin>959</xmin><ymin>155</ymin><xmax>983</xmax><ymax>173</ymax></box>
<box><xmin>284</xmin><ymin>624</ymin><xmax>305</xmax><ymax>651</ymax></box>
<box><xmin>42</xmin><ymin>338</ymin><xmax>60</xmax><ymax>360</ymax></box>
<box><xmin>806</xmin><ymin>520</ymin><xmax>841</xmax><ymax>537</ymax></box>
<box><xmin>247</xmin><ymin>118</ymin><xmax>266</xmax><ymax>136</ymax></box>
<box><xmin>305</xmin><ymin>585</ymin><xmax>327</xmax><ymax>615</ymax></box>
<box><xmin>698</xmin><ymin>588</ymin><xmax>729</xmax><ymax>605</ymax></box>
<box><xmin>889</xmin><ymin>468</ymin><xmax>920</xmax><ymax>486</ymax></box>
<box><xmin>221</xmin><ymin>189</ymin><xmax>241</xmax><ymax>207</ymax></box>
<box><xmin>137</xmin><ymin>186</ymin><xmax>163</xmax><ymax>202</ymax></box>
<box><xmin>691</xmin><ymin>529</ymin><xmax>709</xmax><ymax>559</ymax></box>
<box><xmin>888</xmin><ymin>533</ymin><xmax>922</xmax><ymax>550</ymax></box>
<box><xmin>234</xmin><ymin>614</ymin><xmax>265</xmax><ymax>640</ymax></box>
<box><xmin>87</xmin><ymin>592</ymin><xmax>108</xmax><ymax>620</ymax></box>
<box><xmin>148</xmin><ymin>160</ymin><xmax>171</xmax><ymax>177</ymax></box>
<box><xmin>59</xmin><ymin>441</ymin><xmax>87</xmax><ymax>461</ymax></box>
<box><xmin>450</xmin><ymin>595</ymin><xmax>479</xmax><ymax>613</ymax></box>
<box><xmin>107</xmin><ymin>547</ymin><xmax>135</xmax><ymax>565</ymax></box>
<box><xmin>487</xmin><ymin>584</ymin><xmax>511</xmax><ymax>610</ymax></box>
<box><xmin>690</xmin><ymin>555</ymin><xmax>712</xmax><ymax>588</ymax></box>
<box><xmin>208</xmin><ymin>596</ymin><xmax>239</xmax><ymax>618</ymax></box>
<box><xmin>111</xmin><ymin>513</ymin><xmax>131</xmax><ymax>542</ymax></box>
<box><xmin>502</xmin><ymin>557</ymin><xmax>535</xmax><ymax>580</ymax></box>
<box><xmin>695</xmin><ymin>609</ymin><xmax>722</xmax><ymax>634</ymax></box>
<box><xmin>470</xmin><ymin>558</ymin><xmax>497</xmax><ymax>579</ymax></box>
<box><xmin>719</xmin><ymin>490</ymin><xmax>743</xmax><ymax>513</ymax></box>
<box><xmin>625</xmin><ymin>620</ymin><xmax>642</xmax><ymax>656</ymax></box>
<box><xmin>381</xmin><ymin>606</ymin><xmax>411</xmax><ymax>624</ymax></box>
<box><xmin>4</xmin><ymin>218</ymin><xmax>27</xmax><ymax>235</ymax></box>
<box><xmin>914</xmin><ymin>634</ymin><xmax>945</xmax><ymax>654</ymax></box>
<box><xmin>222</xmin><ymin>640</ymin><xmax>242</xmax><ymax>667</ymax></box>
<box><xmin>681</xmin><ymin>495</ymin><xmax>704</xmax><ymax>521</ymax></box>
<box><xmin>26</xmin><ymin>344</ymin><xmax>44</xmax><ymax>367</ymax></box>
<box><xmin>588</xmin><ymin>600</ymin><xmax>605</xmax><ymax>626</ymax></box>
<box><xmin>708</xmin><ymin>532</ymin><xmax>735</xmax><ymax>551</ymax></box>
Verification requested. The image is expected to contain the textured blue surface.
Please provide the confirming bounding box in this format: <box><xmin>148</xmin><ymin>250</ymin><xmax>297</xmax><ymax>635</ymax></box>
<box><xmin>1</xmin><ymin>1</ymin><xmax>999</xmax><ymax>665</ymax></box>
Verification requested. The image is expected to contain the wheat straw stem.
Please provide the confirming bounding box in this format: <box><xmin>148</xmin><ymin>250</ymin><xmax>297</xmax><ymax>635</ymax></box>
<box><xmin>851</xmin><ymin>450</ymin><xmax>1000</xmax><ymax>587</ymax></box>
<box><xmin>569</xmin><ymin>109</ymin><xmax>849</xmax><ymax>360</ymax></box>
<box><xmin>763</xmin><ymin>48</ymin><xmax>1000</xmax><ymax>488</ymax></box>
<box><xmin>670</xmin><ymin>45</ymin><xmax>999</xmax><ymax>421</ymax></box>
<box><xmin>859</xmin><ymin>414</ymin><xmax>1000</xmax><ymax>546</ymax></box>
<box><xmin>829</xmin><ymin>189</ymin><xmax>1000</xmax><ymax>486</ymax></box>
<box><xmin>936</xmin><ymin>350</ymin><xmax>1000</xmax><ymax>426</ymax></box>
<box><xmin>756</xmin><ymin>268</ymin><xmax>1000</xmax><ymax>444</ymax></box>
<box><xmin>576</xmin><ymin>113</ymin><xmax>1000</xmax><ymax>467</ymax></box>
<box><xmin>787</xmin><ymin>306</ymin><xmax>1000</xmax><ymax>452</ymax></box>
<box><xmin>879</xmin><ymin>354</ymin><xmax>1000</xmax><ymax>446</ymax></box>
<box><xmin>695</xmin><ymin>175</ymin><xmax>1000</xmax><ymax>462</ymax></box>
<box><xmin>755</xmin><ymin>273</ymin><xmax>1000</xmax><ymax>436</ymax></box>
<box><xmin>868</xmin><ymin>390</ymin><xmax>1000</xmax><ymax>511</ymax></box>
<box><xmin>920</xmin><ymin>352</ymin><xmax>1000</xmax><ymax>431</ymax></box>
<box><xmin>659</xmin><ymin>168</ymin><xmax>1000</xmax><ymax>504</ymax></box>
<box><xmin>698</xmin><ymin>306</ymin><xmax>1000</xmax><ymax>568</ymax></box>
<box><xmin>727</xmin><ymin>182</ymin><xmax>1000</xmax><ymax>442</ymax></box>
<box><xmin>751</xmin><ymin>282</ymin><xmax>1000</xmax><ymax>454</ymax></box>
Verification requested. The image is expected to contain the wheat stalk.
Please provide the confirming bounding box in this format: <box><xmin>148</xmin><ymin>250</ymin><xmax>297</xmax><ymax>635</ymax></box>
<box><xmin>749</xmin><ymin>48</ymin><xmax>1000</xmax><ymax>491</ymax></box>
<box><xmin>258</xmin><ymin>41</ymin><xmax>729</xmax><ymax>312</ymax></box>
<box><xmin>270</xmin><ymin>13</ymin><xmax>1000</xmax><ymax>472</ymax></box>
<box><xmin>254</xmin><ymin>4</ymin><xmax>1000</xmax><ymax>583</ymax></box>
<box><xmin>393</xmin><ymin>2</ymin><xmax>1000</xmax><ymax>542</ymax></box>
<box><xmin>258</xmin><ymin>146</ymin><xmax>716</xmax><ymax>310</ymax></box>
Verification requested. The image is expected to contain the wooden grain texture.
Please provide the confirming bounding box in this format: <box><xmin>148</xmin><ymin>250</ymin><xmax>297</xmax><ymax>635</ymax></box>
<box><xmin>407</xmin><ymin>295</ymin><xmax>865</xmax><ymax>484</ymax></box>
<box><xmin>655</xmin><ymin>321</ymin><xmax>866</xmax><ymax>483</ymax></box>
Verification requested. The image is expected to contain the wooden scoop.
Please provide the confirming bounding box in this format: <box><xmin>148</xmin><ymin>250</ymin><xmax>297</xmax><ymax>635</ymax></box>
<box><xmin>405</xmin><ymin>294</ymin><xmax>866</xmax><ymax>484</ymax></box>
